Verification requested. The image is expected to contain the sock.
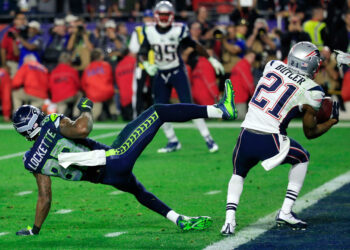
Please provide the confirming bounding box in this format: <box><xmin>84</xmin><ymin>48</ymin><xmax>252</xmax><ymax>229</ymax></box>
<box><xmin>166</xmin><ymin>210</ymin><xmax>180</xmax><ymax>224</ymax></box>
<box><xmin>225</xmin><ymin>174</ymin><xmax>244</xmax><ymax>224</ymax></box>
<box><xmin>154</xmin><ymin>103</ymin><xmax>208</xmax><ymax>122</ymax></box>
<box><xmin>162</xmin><ymin>123</ymin><xmax>178</xmax><ymax>143</ymax></box>
<box><xmin>193</xmin><ymin>118</ymin><xmax>210</xmax><ymax>138</ymax></box>
<box><xmin>207</xmin><ymin>105</ymin><xmax>223</xmax><ymax>118</ymax></box>
<box><xmin>281</xmin><ymin>162</ymin><xmax>308</xmax><ymax>214</ymax></box>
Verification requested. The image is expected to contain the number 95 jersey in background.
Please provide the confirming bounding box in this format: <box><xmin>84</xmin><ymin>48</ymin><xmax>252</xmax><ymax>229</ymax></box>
<box><xmin>241</xmin><ymin>60</ymin><xmax>325</xmax><ymax>135</ymax></box>
<box><xmin>142</xmin><ymin>22</ymin><xmax>189</xmax><ymax>70</ymax></box>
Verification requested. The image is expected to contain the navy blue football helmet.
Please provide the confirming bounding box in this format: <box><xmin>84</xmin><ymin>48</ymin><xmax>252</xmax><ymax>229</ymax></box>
<box><xmin>13</xmin><ymin>105</ymin><xmax>45</xmax><ymax>141</ymax></box>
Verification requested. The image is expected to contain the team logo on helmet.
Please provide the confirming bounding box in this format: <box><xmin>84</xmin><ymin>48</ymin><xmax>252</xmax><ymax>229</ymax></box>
<box><xmin>154</xmin><ymin>1</ymin><xmax>174</xmax><ymax>28</ymax></box>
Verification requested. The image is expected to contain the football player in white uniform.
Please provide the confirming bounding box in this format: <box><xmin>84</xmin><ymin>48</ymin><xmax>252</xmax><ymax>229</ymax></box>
<box><xmin>138</xmin><ymin>1</ymin><xmax>226</xmax><ymax>153</ymax></box>
<box><xmin>221</xmin><ymin>41</ymin><xmax>340</xmax><ymax>235</ymax></box>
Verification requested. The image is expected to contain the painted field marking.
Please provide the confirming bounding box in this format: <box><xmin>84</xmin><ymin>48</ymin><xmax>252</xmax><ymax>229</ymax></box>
<box><xmin>0</xmin><ymin>232</ymin><xmax>9</xmax><ymax>236</ymax></box>
<box><xmin>204</xmin><ymin>170</ymin><xmax>350</xmax><ymax>250</ymax></box>
<box><xmin>104</xmin><ymin>232</ymin><xmax>126</xmax><ymax>238</ymax></box>
<box><xmin>55</xmin><ymin>209</ymin><xmax>73</xmax><ymax>214</ymax></box>
<box><xmin>15</xmin><ymin>191</ymin><xmax>33</xmax><ymax>196</ymax></box>
<box><xmin>110</xmin><ymin>190</ymin><xmax>124</xmax><ymax>195</ymax></box>
<box><xmin>205</xmin><ymin>190</ymin><xmax>222</xmax><ymax>195</ymax></box>
<box><xmin>0</xmin><ymin>152</ymin><xmax>26</xmax><ymax>161</ymax></box>
<box><xmin>1</xmin><ymin>122</ymin><xmax>350</xmax><ymax>130</ymax></box>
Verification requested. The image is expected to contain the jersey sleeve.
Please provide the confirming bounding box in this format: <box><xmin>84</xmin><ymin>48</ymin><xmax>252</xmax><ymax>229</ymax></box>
<box><xmin>179</xmin><ymin>24</ymin><xmax>190</xmax><ymax>41</ymax></box>
<box><xmin>304</xmin><ymin>85</ymin><xmax>325</xmax><ymax>110</ymax></box>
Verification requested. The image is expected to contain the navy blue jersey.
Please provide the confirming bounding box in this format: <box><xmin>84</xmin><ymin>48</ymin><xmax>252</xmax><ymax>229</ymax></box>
<box><xmin>23</xmin><ymin>114</ymin><xmax>111</xmax><ymax>182</ymax></box>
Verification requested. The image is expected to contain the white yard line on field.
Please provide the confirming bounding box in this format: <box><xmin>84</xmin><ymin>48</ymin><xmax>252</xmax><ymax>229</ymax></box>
<box><xmin>204</xmin><ymin>190</ymin><xmax>222</xmax><ymax>195</ymax></box>
<box><xmin>104</xmin><ymin>232</ymin><xmax>126</xmax><ymax>238</ymax></box>
<box><xmin>15</xmin><ymin>191</ymin><xmax>33</xmax><ymax>196</ymax></box>
<box><xmin>1</xmin><ymin>122</ymin><xmax>350</xmax><ymax>130</ymax></box>
<box><xmin>0</xmin><ymin>232</ymin><xmax>9</xmax><ymax>236</ymax></box>
<box><xmin>55</xmin><ymin>209</ymin><xmax>73</xmax><ymax>214</ymax></box>
<box><xmin>110</xmin><ymin>190</ymin><xmax>124</xmax><ymax>195</ymax></box>
<box><xmin>204</xmin><ymin>170</ymin><xmax>350</xmax><ymax>250</ymax></box>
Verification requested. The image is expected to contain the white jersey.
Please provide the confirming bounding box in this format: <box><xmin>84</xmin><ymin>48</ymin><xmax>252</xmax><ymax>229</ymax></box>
<box><xmin>143</xmin><ymin>22</ymin><xmax>189</xmax><ymax>70</ymax></box>
<box><xmin>241</xmin><ymin>60</ymin><xmax>325</xmax><ymax>135</ymax></box>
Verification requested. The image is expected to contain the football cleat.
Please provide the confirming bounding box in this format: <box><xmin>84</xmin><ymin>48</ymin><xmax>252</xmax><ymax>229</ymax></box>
<box><xmin>157</xmin><ymin>141</ymin><xmax>181</xmax><ymax>153</ymax></box>
<box><xmin>276</xmin><ymin>210</ymin><xmax>307</xmax><ymax>230</ymax></box>
<box><xmin>215</xmin><ymin>79</ymin><xmax>237</xmax><ymax>120</ymax></box>
<box><xmin>177</xmin><ymin>215</ymin><xmax>213</xmax><ymax>231</ymax></box>
<box><xmin>205</xmin><ymin>136</ymin><xmax>219</xmax><ymax>153</ymax></box>
<box><xmin>221</xmin><ymin>222</ymin><xmax>236</xmax><ymax>236</ymax></box>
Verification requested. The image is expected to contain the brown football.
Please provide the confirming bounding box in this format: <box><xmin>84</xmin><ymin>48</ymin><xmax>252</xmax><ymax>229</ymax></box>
<box><xmin>316</xmin><ymin>97</ymin><xmax>333</xmax><ymax>123</ymax></box>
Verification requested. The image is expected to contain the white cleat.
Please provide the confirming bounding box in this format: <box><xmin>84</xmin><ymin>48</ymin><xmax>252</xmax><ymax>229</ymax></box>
<box><xmin>276</xmin><ymin>210</ymin><xmax>307</xmax><ymax>230</ymax></box>
<box><xmin>157</xmin><ymin>141</ymin><xmax>181</xmax><ymax>153</ymax></box>
<box><xmin>221</xmin><ymin>222</ymin><xmax>236</xmax><ymax>236</ymax></box>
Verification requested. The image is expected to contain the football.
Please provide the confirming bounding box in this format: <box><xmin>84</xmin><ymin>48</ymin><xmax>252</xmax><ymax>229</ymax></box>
<box><xmin>316</xmin><ymin>97</ymin><xmax>333</xmax><ymax>123</ymax></box>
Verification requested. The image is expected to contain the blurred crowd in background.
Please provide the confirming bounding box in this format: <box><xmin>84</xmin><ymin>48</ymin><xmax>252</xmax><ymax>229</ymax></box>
<box><xmin>0</xmin><ymin>0</ymin><xmax>350</xmax><ymax>122</ymax></box>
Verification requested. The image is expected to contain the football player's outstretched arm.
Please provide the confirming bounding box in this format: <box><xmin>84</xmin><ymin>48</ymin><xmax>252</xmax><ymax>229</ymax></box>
<box><xmin>34</xmin><ymin>173</ymin><xmax>52</xmax><ymax>228</ymax></box>
<box><xmin>16</xmin><ymin>173</ymin><xmax>52</xmax><ymax>236</ymax></box>
<box><xmin>302</xmin><ymin>104</ymin><xmax>338</xmax><ymax>139</ymax></box>
<box><xmin>60</xmin><ymin>97</ymin><xmax>94</xmax><ymax>139</ymax></box>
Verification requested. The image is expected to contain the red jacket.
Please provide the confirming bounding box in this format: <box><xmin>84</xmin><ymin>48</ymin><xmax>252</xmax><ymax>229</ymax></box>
<box><xmin>191</xmin><ymin>57</ymin><xmax>219</xmax><ymax>105</ymax></box>
<box><xmin>12</xmin><ymin>61</ymin><xmax>49</xmax><ymax>99</ymax></box>
<box><xmin>49</xmin><ymin>63</ymin><xmax>80</xmax><ymax>103</ymax></box>
<box><xmin>82</xmin><ymin>61</ymin><xmax>114</xmax><ymax>102</ymax></box>
<box><xmin>0</xmin><ymin>68</ymin><xmax>12</xmax><ymax>118</ymax></box>
<box><xmin>1</xmin><ymin>27</ymin><xmax>20</xmax><ymax>61</ymax></box>
<box><xmin>342</xmin><ymin>71</ymin><xmax>350</xmax><ymax>102</ymax></box>
<box><xmin>115</xmin><ymin>55</ymin><xmax>136</xmax><ymax>107</ymax></box>
<box><xmin>230</xmin><ymin>58</ymin><xmax>255</xmax><ymax>104</ymax></box>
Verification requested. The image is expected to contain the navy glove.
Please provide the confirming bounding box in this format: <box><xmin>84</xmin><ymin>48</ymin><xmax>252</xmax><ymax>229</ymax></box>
<box><xmin>77</xmin><ymin>97</ymin><xmax>93</xmax><ymax>112</ymax></box>
<box><xmin>331</xmin><ymin>101</ymin><xmax>339</xmax><ymax>123</ymax></box>
<box><xmin>16</xmin><ymin>225</ymin><xmax>40</xmax><ymax>236</ymax></box>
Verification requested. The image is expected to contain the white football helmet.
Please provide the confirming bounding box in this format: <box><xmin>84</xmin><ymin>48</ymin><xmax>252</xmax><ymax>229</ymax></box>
<box><xmin>287</xmin><ymin>41</ymin><xmax>321</xmax><ymax>79</ymax></box>
<box><xmin>154</xmin><ymin>1</ymin><xmax>174</xmax><ymax>28</ymax></box>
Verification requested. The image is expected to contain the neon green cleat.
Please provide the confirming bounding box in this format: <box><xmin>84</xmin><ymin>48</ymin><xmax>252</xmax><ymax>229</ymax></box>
<box><xmin>215</xmin><ymin>79</ymin><xmax>238</xmax><ymax>120</ymax></box>
<box><xmin>177</xmin><ymin>216</ymin><xmax>213</xmax><ymax>231</ymax></box>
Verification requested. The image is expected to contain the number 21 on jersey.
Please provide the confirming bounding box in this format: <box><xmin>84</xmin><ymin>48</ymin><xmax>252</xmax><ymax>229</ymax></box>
<box><xmin>250</xmin><ymin>72</ymin><xmax>298</xmax><ymax>120</ymax></box>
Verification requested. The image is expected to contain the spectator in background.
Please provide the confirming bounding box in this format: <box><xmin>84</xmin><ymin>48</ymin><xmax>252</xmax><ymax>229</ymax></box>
<box><xmin>67</xmin><ymin>17</ymin><xmax>94</xmax><ymax>72</ymax></box>
<box><xmin>49</xmin><ymin>52</ymin><xmax>81</xmax><ymax>117</ymax></box>
<box><xmin>236</xmin><ymin>18</ymin><xmax>249</xmax><ymax>41</ymax></box>
<box><xmin>92</xmin><ymin>19</ymin><xmax>127</xmax><ymax>66</ymax></box>
<box><xmin>1</xmin><ymin>12</ymin><xmax>27</xmax><ymax>77</ymax></box>
<box><xmin>314</xmin><ymin>47</ymin><xmax>340</xmax><ymax>94</ymax></box>
<box><xmin>303</xmin><ymin>6</ymin><xmax>328</xmax><ymax>50</ymax></box>
<box><xmin>332</xmin><ymin>10</ymin><xmax>350</xmax><ymax>52</ymax></box>
<box><xmin>43</xmin><ymin>19</ymin><xmax>69</xmax><ymax>71</ymax></box>
<box><xmin>221</xmin><ymin>24</ymin><xmax>246</xmax><ymax>83</ymax></box>
<box><xmin>281</xmin><ymin>14</ymin><xmax>311</xmax><ymax>60</ymax></box>
<box><xmin>81</xmin><ymin>48</ymin><xmax>117</xmax><ymax>120</ymax></box>
<box><xmin>116</xmin><ymin>22</ymin><xmax>129</xmax><ymax>52</ymax></box>
<box><xmin>15</xmin><ymin>20</ymin><xmax>43</xmax><ymax>68</ymax></box>
<box><xmin>0</xmin><ymin>67</ymin><xmax>12</xmax><ymax>122</ymax></box>
<box><xmin>194</xmin><ymin>6</ymin><xmax>215</xmax><ymax>41</ymax></box>
<box><xmin>57</xmin><ymin>0</ymin><xmax>86</xmax><ymax>14</ymax></box>
<box><xmin>88</xmin><ymin>0</ymin><xmax>113</xmax><ymax>18</ymax></box>
<box><xmin>230</xmin><ymin>0</ymin><xmax>259</xmax><ymax>36</ymax></box>
<box><xmin>12</xmin><ymin>55</ymin><xmax>49</xmax><ymax>111</ymax></box>
<box><xmin>37</xmin><ymin>0</ymin><xmax>57</xmax><ymax>14</ymax></box>
<box><xmin>230</xmin><ymin>51</ymin><xmax>256</xmax><ymax>120</ymax></box>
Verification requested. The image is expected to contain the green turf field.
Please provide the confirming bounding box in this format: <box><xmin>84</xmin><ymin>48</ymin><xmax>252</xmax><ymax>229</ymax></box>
<box><xmin>0</xmin><ymin>121</ymin><xmax>349</xmax><ymax>249</ymax></box>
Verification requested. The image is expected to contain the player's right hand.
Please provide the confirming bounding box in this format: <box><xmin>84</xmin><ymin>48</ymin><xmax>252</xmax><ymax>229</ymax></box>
<box><xmin>143</xmin><ymin>61</ymin><xmax>158</xmax><ymax>76</ymax></box>
<box><xmin>77</xmin><ymin>97</ymin><xmax>94</xmax><ymax>112</ymax></box>
<box><xmin>331</xmin><ymin>101</ymin><xmax>339</xmax><ymax>124</ymax></box>
<box><xmin>16</xmin><ymin>226</ymin><xmax>39</xmax><ymax>236</ymax></box>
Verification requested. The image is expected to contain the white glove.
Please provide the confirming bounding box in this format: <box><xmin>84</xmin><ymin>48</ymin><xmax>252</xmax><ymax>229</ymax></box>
<box><xmin>143</xmin><ymin>61</ymin><xmax>158</xmax><ymax>76</ymax></box>
<box><xmin>208</xmin><ymin>56</ymin><xmax>225</xmax><ymax>75</ymax></box>
<box><xmin>334</xmin><ymin>50</ymin><xmax>350</xmax><ymax>67</ymax></box>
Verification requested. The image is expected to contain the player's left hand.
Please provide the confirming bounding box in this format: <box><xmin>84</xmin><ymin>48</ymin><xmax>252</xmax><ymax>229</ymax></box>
<box><xmin>143</xmin><ymin>61</ymin><xmax>158</xmax><ymax>76</ymax></box>
<box><xmin>334</xmin><ymin>50</ymin><xmax>350</xmax><ymax>67</ymax></box>
<box><xmin>16</xmin><ymin>226</ymin><xmax>39</xmax><ymax>236</ymax></box>
<box><xmin>330</xmin><ymin>101</ymin><xmax>339</xmax><ymax>124</ymax></box>
<box><xmin>77</xmin><ymin>97</ymin><xmax>94</xmax><ymax>112</ymax></box>
<box><xmin>208</xmin><ymin>57</ymin><xmax>225</xmax><ymax>75</ymax></box>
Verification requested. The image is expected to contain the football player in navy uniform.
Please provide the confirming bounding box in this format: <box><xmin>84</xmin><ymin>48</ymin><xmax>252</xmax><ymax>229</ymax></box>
<box><xmin>138</xmin><ymin>1</ymin><xmax>225</xmax><ymax>153</ymax></box>
<box><xmin>220</xmin><ymin>42</ymin><xmax>340</xmax><ymax>236</ymax></box>
<box><xmin>14</xmin><ymin>80</ymin><xmax>237</xmax><ymax>236</ymax></box>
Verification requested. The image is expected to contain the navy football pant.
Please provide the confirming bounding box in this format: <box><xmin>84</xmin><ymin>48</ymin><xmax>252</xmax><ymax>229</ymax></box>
<box><xmin>232</xmin><ymin>128</ymin><xmax>310</xmax><ymax>178</ymax></box>
<box><xmin>153</xmin><ymin>66</ymin><xmax>192</xmax><ymax>104</ymax></box>
<box><xmin>101</xmin><ymin>104</ymin><xmax>207</xmax><ymax>216</ymax></box>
